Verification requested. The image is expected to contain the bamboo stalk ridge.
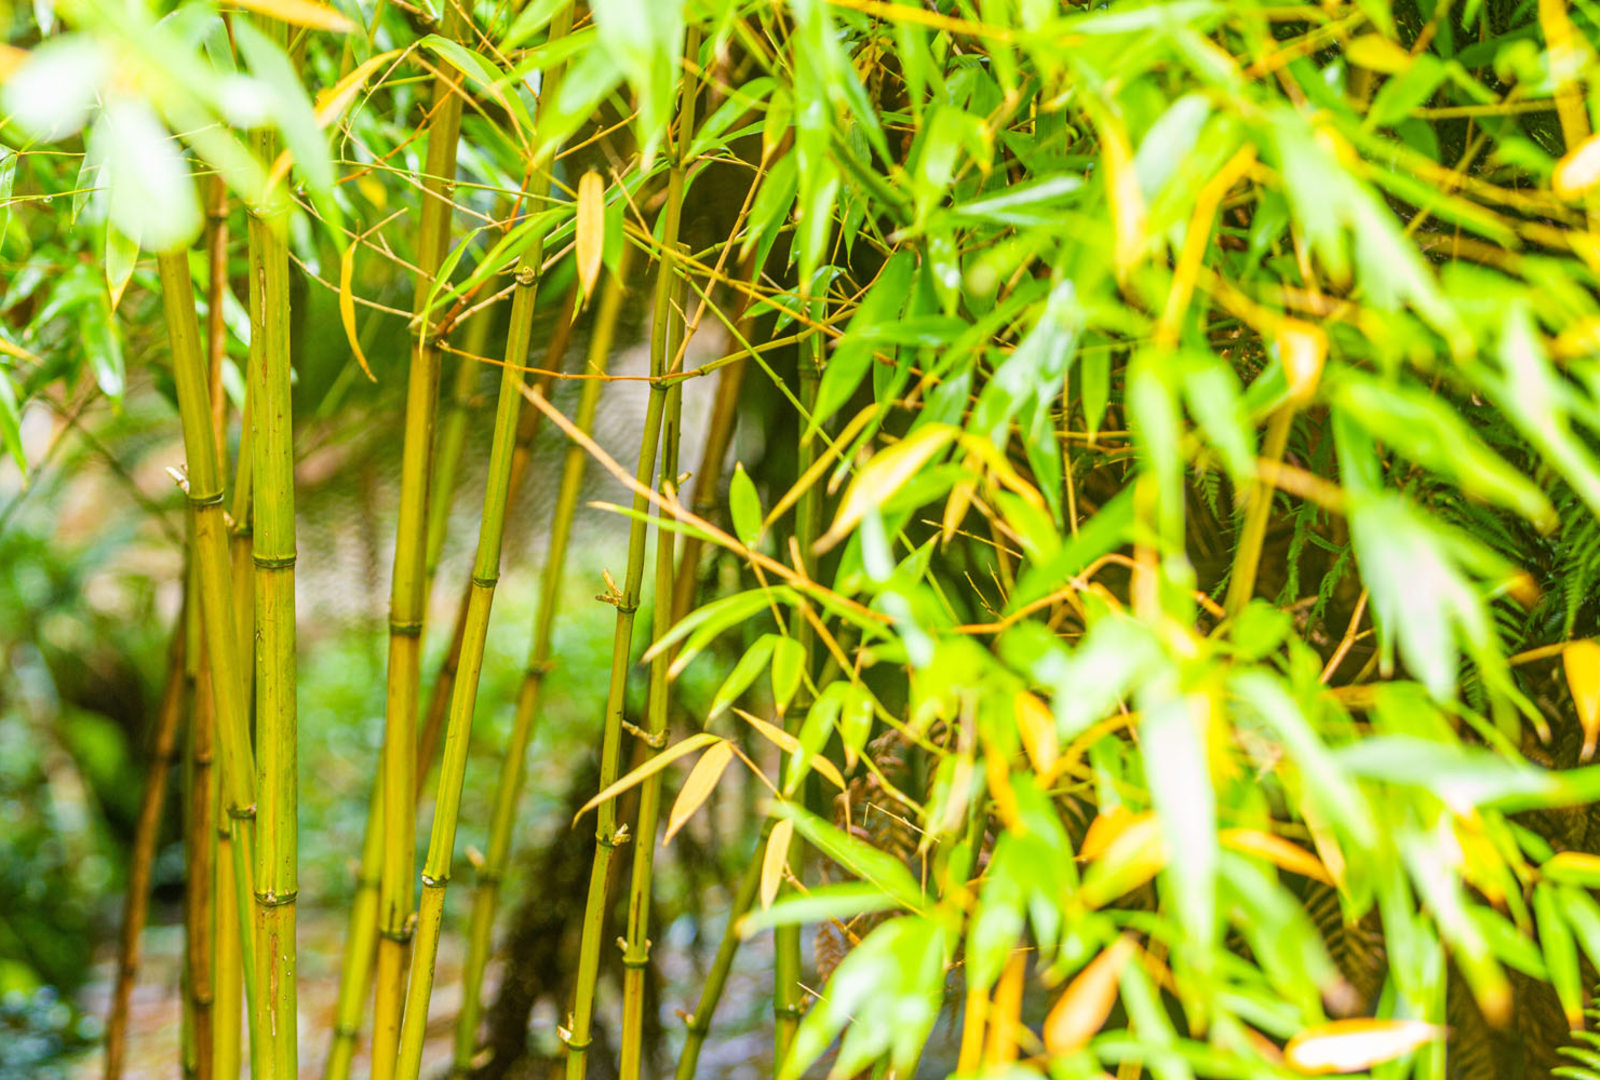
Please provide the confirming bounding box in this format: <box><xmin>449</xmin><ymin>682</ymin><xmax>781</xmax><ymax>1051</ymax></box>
<box><xmin>393</xmin><ymin>18</ymin><xmax>575</xmax><ymax>1076</ymax></box>
<box><xmin>453</xmin><ymin>250</ymin><xmax>633</xmax><ymax>1075</ymax></box>
<box><xmin>370</xmin><ymin>4</ymin><xmax>470</xmax><ymax>1072</ymax></box>
<box><xmin>246</xmin><ymin>56</ymin><xmax>298</xmax><ymax>1077</ymax></box>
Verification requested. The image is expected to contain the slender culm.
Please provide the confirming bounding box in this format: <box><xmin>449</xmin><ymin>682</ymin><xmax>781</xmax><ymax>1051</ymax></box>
<box><xmin>393</xmin><ymin>18</ymin><xmax>575</xmax><ymax>1078</ymax></box>
<box><xmin>246</xmin><ymin>52</ymin><xmax>298</xmax><ymax>1077</ymax></box>
<box><xmin>454</xmin><ymin>250</ymin><xmax>632</xmax><ymax>1075</ymax></box>
<box><xmin>181</xmin><ymin>573</ymin><xmax>214</xmax><ymax>1080</ymax></box>
<box><xmin>369</xmin><ymin>7</ymin><xmax>469</xmax><ymax>1075</ymax></box>
<box><xmin>157</xmin><ymin>246</ymin><xmax>262</xmax><ymax>1076</ymax></box>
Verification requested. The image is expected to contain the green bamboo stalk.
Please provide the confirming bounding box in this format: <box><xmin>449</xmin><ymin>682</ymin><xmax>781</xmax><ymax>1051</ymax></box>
<box><xmin>423</xmin><ymin>309</ymin><xmax>494</xmax><ymax>595</ymax></box>
<box><xmin>246</xmin><ymin>66</ymin><xmax>298</xmax><ymax>1079</ymax></box>
<box><xmin>618</xmin><ymin>237</ymin><xmax>686</xmax><ymax>1080</ymax></box>
<box><xmin>371</xmin><ymin>7</ymin><xmax>470</xmax><ymax>1074</ymax></box>
<box><xmin>105</xmin><ymin>629</ymin><xmax>188</xmax><ymax>1080</ymax></box>
<box><xmin>420</xmin><ymin>294</ymin><xmax>578</xmax><ymax>784</ymax></box>
<box><xmin>564</xmin><ymin>347</ymin><xmax>670</xmax><ymax>1080</ymax></box>
<box><xmin>568</xmin><ymin>31</ymin><xmax>699</xmax><ymax>1078</ymax></box>
<box><xmin>156</xmin><ymin>254</ymin><xmax>260</xmax><ymax>1056</ymax></box>
<box><xmin>218</xmin><ymin>383</ymin><xmax>253</xmax><ymax>1080</ymax></box>
<box><xmin>774</xmin><ymin>286</ymin><xmax>824</xmax><ymax>1071</ymax></box>
<box><xmin>668</xmin><ymin>265</ymin><xmax>752</xmax><ymax>623</ymax></box>
<box><xmin>393</xmin><ymin>199</ymin><xmax>559</xmax><ymax>1080</ymax></box>
<box><xmin>182</xmin><ymin>563</ymin><xmax>214</xmax><ymax>1080</ymax></box>
<box><xmin>393</xmin><ymin>21</ymin><xmax>574</xmax><ymax>1072</ymax></box>
<box><xmin>453</xmin><ymin>250</ymin><xmax>632</xmax><ymax>1076</ymax></box>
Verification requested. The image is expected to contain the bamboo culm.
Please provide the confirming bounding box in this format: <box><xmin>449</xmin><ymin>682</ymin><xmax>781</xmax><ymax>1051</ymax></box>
<box><xmin>370</xmin><ymin>8</ymin><xmax>468</xmax><ymax>1074</ymax></box>
<box><xmin>774</xmin><ymin>287</ymin><xmax>825</xmax><ymax>1072</ymax></box>
<box><xmin>453</xmin><ymin>249</ymin><xmax>632</xmax><ymax>1075</ymax></box>
<box><xmin>568</xmin><ymin>33</ymin><xmax>700</xmax><ymax>1078</ymax></box>
<box><xmin>157</xmin><ymin>250</ymin><xmax>262</xmax><ymax>1070</ymax></box>
<box><xmin>246</xmin><ymin>62</ymin><xmax>298</xmax><ymax>1079</ymax></box>
<box><xmin>393</xmin><ymin>15</ymin><xmax>573</xmax><ymax>1069</ymax></box>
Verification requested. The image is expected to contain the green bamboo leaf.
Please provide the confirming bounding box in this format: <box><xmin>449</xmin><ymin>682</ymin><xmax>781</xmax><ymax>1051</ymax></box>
<box><xmin>0</xmin><ymin>372</ymin><xmax>26</xmax><ymax>478</ymax></box>
<box><xmin>737</xmin><ymin>881</ymin><xmax>898</xmax><ymax>935</ymax></box>
<box><xmin>707</xmin><ymin>635</ymin><xmax>775</xmax><ymax>720</ymax></box>
<box><xmin>728</xmin><ymin>462</ymin><xmax>762</xmax><ymax>547</ymax></box>
<box><xmin>769</xmin><ymin>802</ymin><xmax>923</xmax><ymax>911</ymax></box>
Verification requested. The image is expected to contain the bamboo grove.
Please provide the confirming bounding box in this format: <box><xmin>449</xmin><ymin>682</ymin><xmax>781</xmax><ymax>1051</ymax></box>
<box><xmin>16</xmin><ymin>0</ymin><xmax>1600</xmax><ymax>1078</ymax></box>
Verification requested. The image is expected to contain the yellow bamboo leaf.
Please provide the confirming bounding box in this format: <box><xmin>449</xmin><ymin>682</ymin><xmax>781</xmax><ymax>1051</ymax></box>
<box><xmin>1343</xmin><ymin>35</ymin><xmax>1414</xmax><ymax>74</ymax></box>
<box><xmin>228</xmin><ymin>0</ymin><xmax>355</xmax><ymax>33</ymax></box>
<box><xmin>339</xmin><ymin>242</ymin><xmax>376</xmax><ymax>382</ymax></box>
<box><xmin>663</xmin><ymin>741</ymin><xmax>736</xmax><ymax>845</ymax></box>
<box><xmin>266</xmin><ymin>50</ymin><xmax>400</xmax><ymax>192</ymax></box>
<box><xmin>1079</xmin><ymin>807</ymin><xmax>1147</xmax><ymax>864</ymax></box>
<box><xmin>1554</xmin><ymin>133</ymin><xmax>1600</xmax><ymax>199</ymax></box>
<box><xmin>1088</xmin><ymin>105</ymin><xmax>1145</xmax><ymax>280</ymax></box>
<box><xmin>574</xmin><ymin>733</ymin><xmax>724</xmax><ymax>821</ymax></box>
<box><xmin>575</xmin><ymin>170</ymin><xmax>605</xmax><ymax>300</ymax></box>
<box><xmin>1564</xmin><ymin>639</ymin><xmax>1600</xmax><ymax>761</ymax></box>
<box><xmin>1014</xmin><ymin>690</ymin><xmax>1059</xmax><ymax>778</ymax></box>
<box><xmin>1042</xmin><ymin>935</ymin><xmax>1139</xmax><ymax>1058</ymax></box>
<box><xmin>1278</xmin><ymin>318</ymin><xmax>1326</xmax><ymax>401</ymax></box>
<box><xmin>760</xmin><ymin>818</ymin><xmax>794</xmax><ymax>909</ymax></box>
<box><xmin>1283</xmin><ymin>1019</ymin><xmax>1442</xmax><ymax>1075</ymax></box>
<box><xmin>816</xmin><ymin>424</ymin><xmax>958</xmax><ymax>553</ymax></box>
<box><xmin>733</xmin><ymin>708</ymin><xmax>845</xmax><ymax>790</ymax></box>
<box><xmin>984</xmin><ymin>950</ymin><xmax>1028</xmax><ymax>1065</ymax></box>
<box><xmin>1219</xmin><ymin>828</ymin><xmax>1334</xmax><ymax>885</ymax></box>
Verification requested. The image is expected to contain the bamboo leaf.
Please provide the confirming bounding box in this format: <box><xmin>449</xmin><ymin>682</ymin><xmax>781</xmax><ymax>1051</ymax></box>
<box><xmin>729</xmin><ymin>461</ymin><xmax>762</xmax><ymax>547</ymax></box>
<box><xmin>1219</xmin><ymin>829</ymin><xmax>1334</xmax><ymax>886</ymax></box>
<box><xmin>338</xmin><ymin>242</ymin><xmax>375</xmax><ymax>381</ymax></box>
<box><xmin>575</xmin><ymin>170</ymin><xmax>605</xmax><ymax>299</ymax></box>
<box><xmin>230</xmin><ymin>0</ymin><xmax>355</xmax><ymax>32</ymax></box>
<box><xmin>770</xmin><ymin>803</ymin><xmax>923</xmax><ymax>911</ymax></box>
<box><xmin>733</xmin><ymin>708</ymin><xmax>844</xmax><ymax>791</ymax></box>
<box><xmin>574</xmin><ymin>733</ymin><xmax>723</xmax><ymax>821</ymax></box>
<box><xmin>760</xmin><ymin>817</ymin><xmax>793</xmax><ymax>909</ymax></box>
<box><xmin>663</xmin><ymin>742</ymin><xmax>736</xmax><ymax>845</ymax></box>
<box><xmin>1564</xmin><ymin>640</ymin><xmax>1600</xmax><ymax>762</ymax></box>
<box><xmin>817</xmin><ymin>424</ymin><xmax>958</xmax><ymax>552</ymax></box>
<box><xmin>1043</xmin><ymin>935</ymin><xmax>1140</xmax><ymax>1057</ymax></box>
<box><xmin>1282</xmin><ymin>1019</ymin><xmax>1442</xmax><ymax>1075</ymax></box>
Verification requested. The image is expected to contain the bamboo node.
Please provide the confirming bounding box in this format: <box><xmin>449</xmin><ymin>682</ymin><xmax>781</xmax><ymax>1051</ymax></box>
<box><xmin>622</xmin><ymin>721</ymin><xmax>667</xmax><ymax>748</ymax></box>
<box><xmin>252</xmin><ymin>553</ymin><xmax>298</xmax><ymax>569</ymax></box>
<box><xmin>226</xmin><ymin>803</ymin><xmax>258</xmax><ymax>820</ymax></box>
<box><xmin>472</xmin><ymin>573</ymin><xmax>500</xmax><ymax>589</ymax></box>
<box><xmin>515</xmin><ymin>267</ymin><xmax>537</xmax><ymax>287</ymax></box>
<box><xmin>420</xmin><ymin>872</ymin><xmax>450</xmax><ymax>888</ymax></box>
<box><xmin>596</xmin><ymin>824</ymin><xmax>632</xmax><ymax>849</ymax></box>
<box><xmin>253</xmin><ymin>888</ymin><xmax>299</xmax><ymax>907</ymax></box>
<box><xmin>618</xmin><ymin>941</ymin><xmax>653</xmax><ymax>968</ymax></box>
<box><xmin>378</xmin><ymin>925</ymin><xmax>415</xmax><ymax>943</ymax></box>
<box><xmin>773</xmin><ymin>1003</ymin><xmax>802</xmax><ymax>1021</ymax></box>
<box><xmin>389</xmin><ymin>618</ymin><xmax>425</xmax><ymax>637</ymax></box>
<box><xmin>526</xmin><ymin>659</ymin><xmax>556</xmax><ymax>678</ymax></box>
<box><xmin>187</xmin><ymin>490</ymin><xmax>225</xmax><ymax>508</ymax></box>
